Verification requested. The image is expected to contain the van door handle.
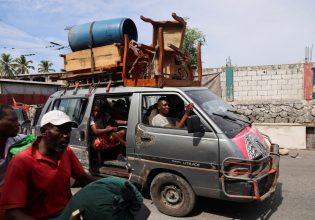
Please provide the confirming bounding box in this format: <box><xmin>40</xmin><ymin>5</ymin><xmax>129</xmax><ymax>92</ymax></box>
<box><xmin>141</xmin><ymin>136</ymin><xmax>152</xmax><ymax>141</ymax></box>
<box><xmin>79</xmin><ymin>131</ymin><xmax>85</xmax><ymax>141</ymax></box>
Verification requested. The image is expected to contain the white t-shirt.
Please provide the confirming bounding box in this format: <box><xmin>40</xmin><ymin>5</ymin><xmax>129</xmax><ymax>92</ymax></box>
<box><xmin>152</xmin><ymin>114</ymin><xmax>177</xmax><ymax>127</ymax></box>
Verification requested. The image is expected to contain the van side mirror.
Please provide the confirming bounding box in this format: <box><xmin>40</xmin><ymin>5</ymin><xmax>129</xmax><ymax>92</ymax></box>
<box><xmin>187</xmin><ymin>115</ymin><xmax>204</xmax><ymax>133</ymax></box>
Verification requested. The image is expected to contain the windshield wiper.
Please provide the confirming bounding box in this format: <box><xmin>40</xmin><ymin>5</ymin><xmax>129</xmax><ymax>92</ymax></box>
<box><xmin>212</xmin><ymin>112</ymin><xmax>245</xmax><ymax>127</ymax></box>
<box><xmin>226</xmin><ymin>109</ymin><xmax>253</xmax><ymax>125</ymax></box>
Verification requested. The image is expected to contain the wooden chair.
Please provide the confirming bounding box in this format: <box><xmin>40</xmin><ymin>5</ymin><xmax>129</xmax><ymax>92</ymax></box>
<box><xmin>140</xmin><ymin>13</ymin><xmax>186</xmax><ymax>51</ymax></box>
<box><xmin>139</xmin><ymin>13</ymin><xmax>193</xmax><ymax>81</ymax></box>
<box><xmin>121</xmin><ymin>13</ymin><xmax>202</xmax><ymax>87</ymax></box>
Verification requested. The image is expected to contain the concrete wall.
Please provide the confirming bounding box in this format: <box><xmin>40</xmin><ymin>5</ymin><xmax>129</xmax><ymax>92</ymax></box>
<box><xmin>254</xmin><ymin>123</ymin><xmax>306</xmax><ymax>149</ymax></box>
<box><xmin>204</xmin><ymin>63</ymin><xmax>307</xmax><ymax>101</ymax></box>
<box><xmin>231</xmin><ymin>100</ymin><xmax>315</xmax><ymax>124</ymax></box>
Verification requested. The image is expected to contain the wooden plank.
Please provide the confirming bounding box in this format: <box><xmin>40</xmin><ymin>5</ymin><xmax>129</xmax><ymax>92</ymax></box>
<box><xmin>164</xmin><ymin>79</ymin><xmax>201</xmax><ymax>87</ymax></box>
<box><xmin>65</xmin><ymin>56</ymin><xmax>120</xmax><ymax>72</ymax></box>
<box><xmin>158</xmin><ymin>27</ymin><xmax>164</xmax><ymax>76</ymax></box>
<box><xmin>64</xmin><ymin>45</ymin><xmax>122</xmax><ymax>72</ymax></box>
<box><xmin>157</xmin><ymin>27</ymin><xmax>165</xmax><ymax>87</ymax></box>
<box><xmin>124</xmin><ymin>78</ymin><xmax>157</xmax><ymax>87</ymax></box>
<box><xmin>65</xmin><ymin>44</ymin><xmax>121</xmax><ymax>60</ymax></box>
<box><xmin>62</xmin><ymin>64</ymin><xmax>122</xmax><ymax>76</ymax></box>
<box><xmin>60</xmin><ymin>70</ymin><xmax>122</xmax><ymax>80</ymax></box>
<box><xmin>122</xmin><ymin>34</ymin><xmax>129</xmax><ymax>82</ymax></box>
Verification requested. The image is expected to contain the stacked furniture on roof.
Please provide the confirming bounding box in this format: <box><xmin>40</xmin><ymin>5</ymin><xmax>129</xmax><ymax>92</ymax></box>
<box><xmin>60</xmin><ymin>13</ymin><xmax>202</xmax><ymax>88</ymax></box>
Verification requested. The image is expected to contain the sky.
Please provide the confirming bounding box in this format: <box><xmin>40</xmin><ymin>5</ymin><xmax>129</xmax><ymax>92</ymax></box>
<box><xmin>0</xmin><ymin>0</ymin><xmax>314</xmax><ymax>73</ymax></box>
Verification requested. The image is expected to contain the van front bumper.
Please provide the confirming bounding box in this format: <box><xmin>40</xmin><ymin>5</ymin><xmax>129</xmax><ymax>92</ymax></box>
<box><xmin>220</xmin><ymin>143</ymin><xmax>280</xmax><ymax>201</ymax></box>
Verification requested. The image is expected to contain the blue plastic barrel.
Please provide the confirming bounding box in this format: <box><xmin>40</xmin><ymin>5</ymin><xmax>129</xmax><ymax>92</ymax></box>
<box><xmin>68</xmin><ymin>18</ymin><xmax>138</xmax><ymax>52</ymax></box>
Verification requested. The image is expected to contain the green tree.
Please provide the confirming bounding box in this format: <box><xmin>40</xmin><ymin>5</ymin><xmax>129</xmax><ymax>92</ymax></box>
<box><xmin>0</xmin><ymin>53</ymin><xmax>16</xmax><ymax>78</ymax></box>
<box><xmin>14</xmin><ymin>55</ymin><xmax>35</xmax><ymax>75</ymax></box>
<box><xmin>38</xmin><ymin>60</ymin><xmax>55</xmax><ymax>73</ymax></box>
<box><xmin>183</xmin><ymin>27</ymin><xmax>206</xmax><ymax>70</ymax></box>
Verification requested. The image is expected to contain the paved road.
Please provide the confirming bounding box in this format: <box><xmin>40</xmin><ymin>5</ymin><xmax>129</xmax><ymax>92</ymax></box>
<box><xmin>72</xmin><ymin>149</ymin><xmax>315</xmax><ymax>219</ymax></box>
<box><xmin>142</xmin><ymin>149</ymin><xmax>315</xmax><ymax>220</ymax></box>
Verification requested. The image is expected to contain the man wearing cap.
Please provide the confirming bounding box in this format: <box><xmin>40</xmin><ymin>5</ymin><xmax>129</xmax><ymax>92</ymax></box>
<box><xmin>0</xmin><ymin>110</ymin><xmax>97</xmax><ymax>220</ymax></box>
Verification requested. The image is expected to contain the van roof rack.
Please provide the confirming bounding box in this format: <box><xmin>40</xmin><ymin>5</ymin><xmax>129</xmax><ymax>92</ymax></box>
<box><xmin>60</xmin><ymin>71</ymin><xmax>123</xmax><ymax>89</ymax></box>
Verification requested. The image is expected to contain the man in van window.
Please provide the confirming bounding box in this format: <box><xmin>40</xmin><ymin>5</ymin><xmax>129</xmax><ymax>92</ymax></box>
<box><xmin>152</xmin><ymin>97</ymin><xmax>194</xmax><ymax>128</ymax></box>
<box><xmin>0</xmin><ymin>110</ymin><xmax>97</xmax><ymax>220</ymax></box>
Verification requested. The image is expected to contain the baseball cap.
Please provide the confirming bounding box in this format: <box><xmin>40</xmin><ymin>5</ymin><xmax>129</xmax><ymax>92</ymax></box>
<box><xmin>40</xmin><ymin>110</ymin><xmax>78</xmax><ymax>128</ymax></box>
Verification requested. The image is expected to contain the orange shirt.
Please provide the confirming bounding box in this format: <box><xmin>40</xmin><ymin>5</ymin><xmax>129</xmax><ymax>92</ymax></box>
<box><xmin>0</xmin><ymin>137</ymin><xmax>85</xmax><ymax>219</ymax></box>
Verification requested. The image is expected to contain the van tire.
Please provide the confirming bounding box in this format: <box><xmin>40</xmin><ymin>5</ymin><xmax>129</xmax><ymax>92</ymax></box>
<box><xmin>150</xmin><ymin>173</ymin><xmax>196</xmax><ymax>217</ymax></box>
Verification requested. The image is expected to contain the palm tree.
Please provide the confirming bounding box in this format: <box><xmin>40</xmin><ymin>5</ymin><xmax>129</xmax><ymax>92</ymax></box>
<box><xmin>14</xmin><ymin>55</ymin><xmax>35</xmax><ymax>75</ymax></box>
<box><xmin>0</xmin><ymin>53</ymin><xmax>16</xmax><ymax>78</ymax></box>
<box><xmin>38</xmin><ymin>60</ymin><xmax>55</xmax><ymax>73</ymax></box>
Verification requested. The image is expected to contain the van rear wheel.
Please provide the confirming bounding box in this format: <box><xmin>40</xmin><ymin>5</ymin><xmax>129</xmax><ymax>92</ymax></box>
<box><xmin>150</xmin><ymin>173</ymin><xmax>196</xmax><ymax>217</ymax></box>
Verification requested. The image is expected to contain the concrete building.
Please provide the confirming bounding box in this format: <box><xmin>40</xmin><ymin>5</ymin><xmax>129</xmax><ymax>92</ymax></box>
<box><xmin>15</xmin><ymin>72</ymin><xmax>65</xmax><ymax>84</ymax></box>
<box><xmin>0</xmin><ymin>78</ymin><xmax>63</xmax><ymax>105</ymax></box>
<box><xmin>203</xmin><ymin>62</ymin><xmax>315</xmax><ymax>150</ymax></box>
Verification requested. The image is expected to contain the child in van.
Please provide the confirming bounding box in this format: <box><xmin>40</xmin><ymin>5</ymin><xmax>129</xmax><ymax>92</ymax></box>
<box><xmin>90</xmin><ymin>101</ymin><xmax>127</xmax><ymax>151</ymax></box>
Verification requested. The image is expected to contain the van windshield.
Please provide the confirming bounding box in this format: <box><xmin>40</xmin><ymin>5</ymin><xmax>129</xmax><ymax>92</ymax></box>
<box><xmin>185</xmin><ymin>89</ymin><xmax>250</xmax><ymax>138</ymax></box>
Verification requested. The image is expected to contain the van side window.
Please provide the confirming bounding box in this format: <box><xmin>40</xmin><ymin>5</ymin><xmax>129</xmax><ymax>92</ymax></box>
<box><xmin>52</xmin><ymin>98</ymin><xmax>88</xmax><ymax>124</ymax></box>
<box><xmin>142</xmin><ymin>94</ymin><xmax>193</xmax><ymax>129</ymax></box>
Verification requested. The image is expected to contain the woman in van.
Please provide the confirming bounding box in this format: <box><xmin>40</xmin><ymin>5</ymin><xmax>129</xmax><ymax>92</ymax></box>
<box><xmin>90</xmin><ymin>101</ymin><xmax>127</xmax><ymax>152</ymax></box>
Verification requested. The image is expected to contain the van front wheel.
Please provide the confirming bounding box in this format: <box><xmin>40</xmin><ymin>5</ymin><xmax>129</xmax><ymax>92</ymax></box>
<box><xmin>150</xmin><ymin>173</ymin><xmax>196</xmax><ymax>217</ymax></box>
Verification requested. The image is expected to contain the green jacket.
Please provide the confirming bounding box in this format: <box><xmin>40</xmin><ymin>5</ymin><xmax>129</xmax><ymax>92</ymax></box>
<box><xmin>9</xmin><ymin>134</ymin><xmax>36</xmax><ymax>156</ymax></box>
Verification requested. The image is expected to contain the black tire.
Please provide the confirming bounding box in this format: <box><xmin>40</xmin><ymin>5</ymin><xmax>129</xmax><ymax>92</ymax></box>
<box><xmin>150</xmin><ymin>173</ymin><xmax>196</xmax><ymax>217</ymax></box>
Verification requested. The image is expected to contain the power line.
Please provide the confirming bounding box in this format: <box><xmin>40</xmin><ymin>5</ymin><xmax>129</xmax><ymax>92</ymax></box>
<box><xmin>1</xmin><ymin>46</ymin><xmax>45</xmax><ymax>50</ymax></box>
<box><xmin>49</xmin><ymin>41</ymin><xmax>62</xmax><ymax>46</ymax></box>
<box><xmin>0</xmin><ymin>42</ymin><xmax>69</xmax><ymax>51</ymax></box>
<box><xmin>22</xmin><ymin>53</ymin><xmax>36</xmax><ymax>57</ymax></box>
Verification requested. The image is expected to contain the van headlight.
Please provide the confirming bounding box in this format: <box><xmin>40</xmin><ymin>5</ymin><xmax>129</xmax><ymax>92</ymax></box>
<box><xmin>244</xmin><ymin>133</ymin><xmax>268</xmax><ymax>159</ymax></box>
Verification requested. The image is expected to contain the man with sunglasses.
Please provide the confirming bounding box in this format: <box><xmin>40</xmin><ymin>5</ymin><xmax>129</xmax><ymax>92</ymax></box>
<box><xmin>0</xmin><ymin>110</ymin><xmax>97</xmax><ymax>220</ymax></box>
